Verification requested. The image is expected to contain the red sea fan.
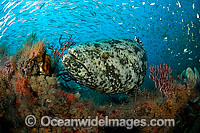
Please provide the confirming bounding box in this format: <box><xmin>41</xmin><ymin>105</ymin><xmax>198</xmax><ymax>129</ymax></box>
<box><xmin>49</xmin><ymin>34</ymin><xmax>75</xmax><ymax>60</ymax></box>
<box><xmin>149</xmin><ymin>63</ymin><xmax>174</xmax><ymax>97</ymax></box>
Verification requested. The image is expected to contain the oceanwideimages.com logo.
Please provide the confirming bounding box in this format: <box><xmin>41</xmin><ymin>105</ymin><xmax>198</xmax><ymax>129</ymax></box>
<box><xmin>25</xmin><ymin>115</ymin><xmax>175</xmax><ymax>129</ymax></box>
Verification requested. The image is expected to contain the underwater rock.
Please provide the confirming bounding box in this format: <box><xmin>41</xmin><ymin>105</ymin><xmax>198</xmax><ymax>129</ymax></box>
<box><xmin>62</xmin><ymin>38</ymin><xmax>147</xmax><ymax>94</ymax></box>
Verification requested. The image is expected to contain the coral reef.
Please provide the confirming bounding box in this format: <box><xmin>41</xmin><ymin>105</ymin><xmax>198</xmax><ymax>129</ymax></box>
<box><xmin>0</xmin><ymin>35</ymin><xmax>199</xmax><ymax>132</ymax></box>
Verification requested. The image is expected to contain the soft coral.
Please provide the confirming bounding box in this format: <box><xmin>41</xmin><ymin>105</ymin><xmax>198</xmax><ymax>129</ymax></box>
<box><xmin>28</xmin><ymin>39</ymin><xmax>45</xmax><ymax>60</ymax></box>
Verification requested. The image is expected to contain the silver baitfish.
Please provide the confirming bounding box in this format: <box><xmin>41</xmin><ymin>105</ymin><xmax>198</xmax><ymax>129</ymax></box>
<box><xmin>62</xmin><ymin>38</ymin><xmax>147</xmax><ymax>94</ymax></box>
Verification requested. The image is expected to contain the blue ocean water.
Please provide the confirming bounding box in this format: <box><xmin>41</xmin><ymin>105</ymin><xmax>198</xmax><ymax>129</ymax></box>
<box><xmin>0</xmin><ymin>0</ymin><xmax>200</xmax><ymax>86</ymax></box>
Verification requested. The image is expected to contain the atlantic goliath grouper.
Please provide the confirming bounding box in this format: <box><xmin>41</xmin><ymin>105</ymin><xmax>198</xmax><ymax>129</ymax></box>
<box><xmin>62</xmin><ymin>38</ymin><xmax>147</xmax><ymax>94</ymax></box>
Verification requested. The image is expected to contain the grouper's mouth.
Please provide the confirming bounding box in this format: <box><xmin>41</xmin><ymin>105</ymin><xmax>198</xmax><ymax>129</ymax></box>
<box><xmin>68</xmin><ymin>51</ymin><xmax>91</xmax><ymax>74</ymax></box>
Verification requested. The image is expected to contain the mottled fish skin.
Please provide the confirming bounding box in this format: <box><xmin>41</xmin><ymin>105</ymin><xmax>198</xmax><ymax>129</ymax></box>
<box><xmin>62</xmin><ymin>38</ymin><xmax>147</xmax><ymax>94</ymax></box>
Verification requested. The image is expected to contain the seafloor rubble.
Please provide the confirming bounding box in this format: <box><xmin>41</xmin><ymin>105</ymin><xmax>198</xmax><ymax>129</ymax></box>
<box><xmin>0</xmin><ymin>35</ymin><xmax>199</xmax><ymax>133</ymax></box>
